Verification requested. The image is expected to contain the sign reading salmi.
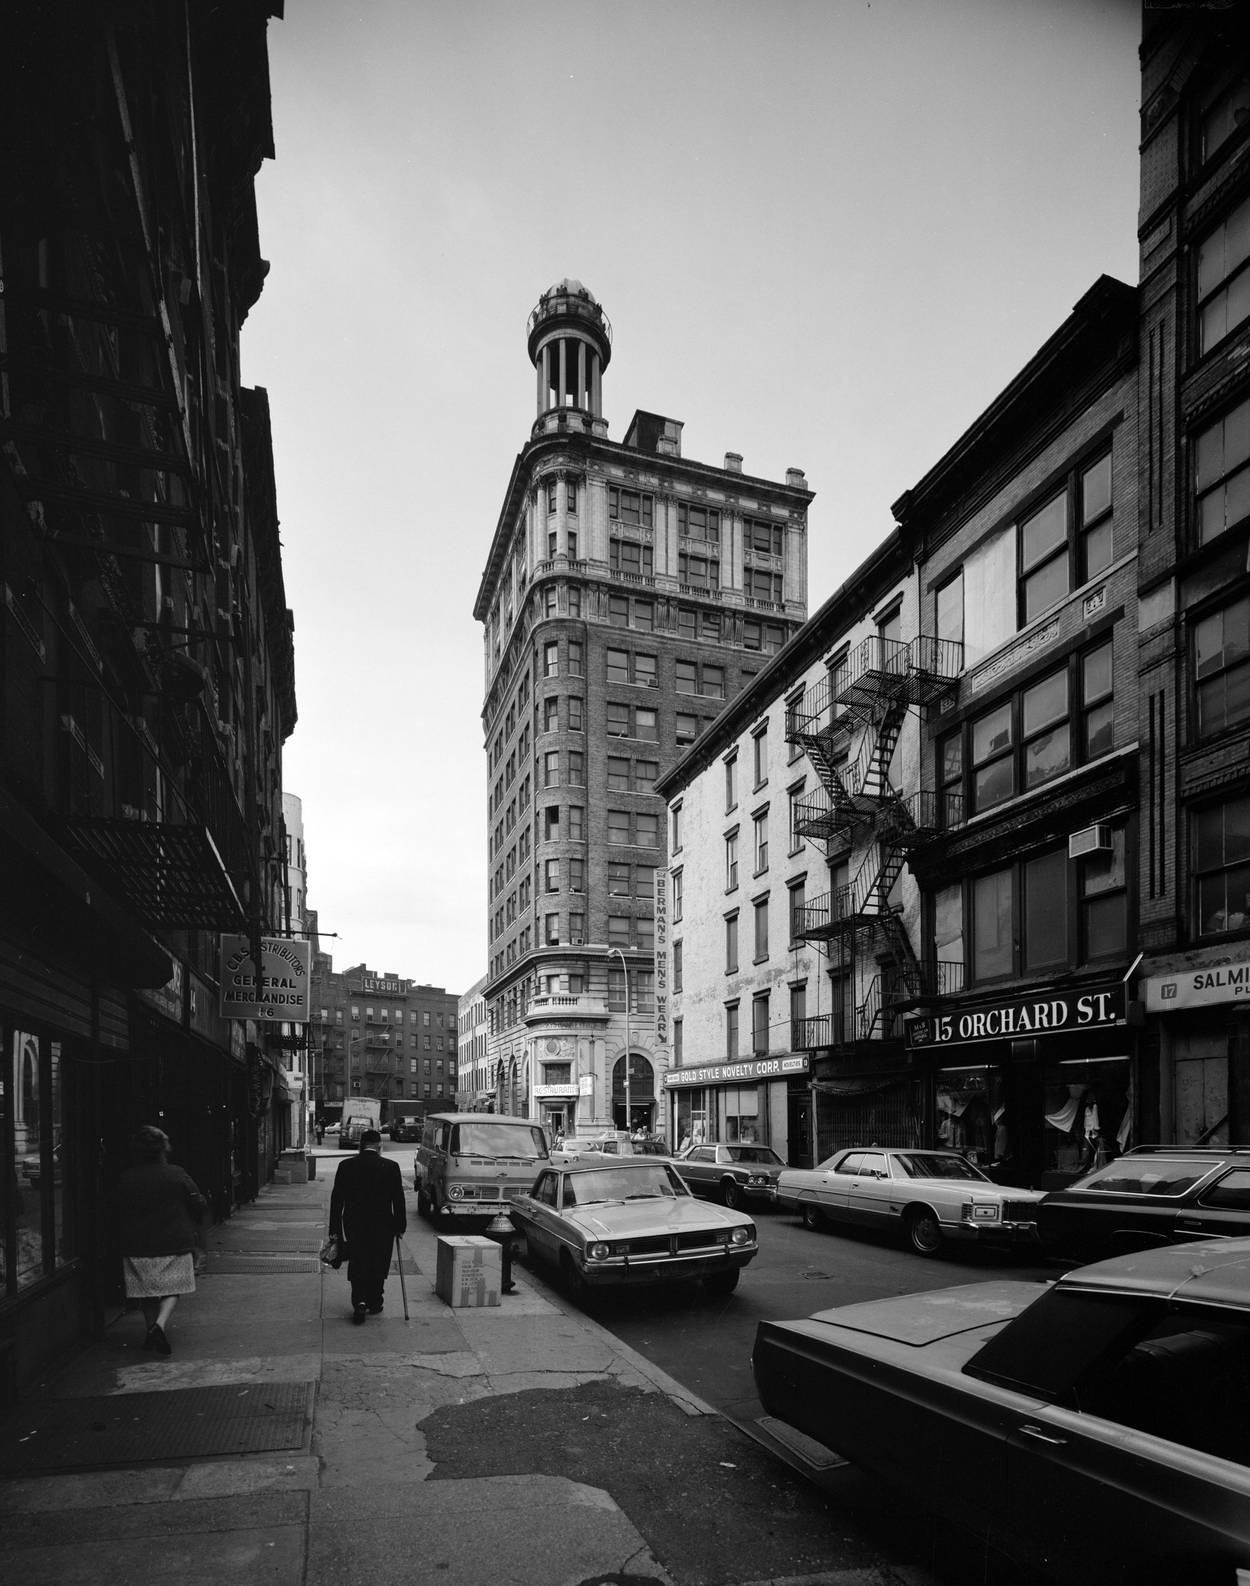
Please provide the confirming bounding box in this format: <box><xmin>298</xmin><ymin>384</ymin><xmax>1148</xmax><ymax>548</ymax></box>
<box><xmin>906</xmin><ymin>983</ymin><xmax>1125</xmax><ymax>1049</ymax></box>
<box><xmin>218</xmin><ymin>934</ymin><xmax>312</xmax><ymax>1022</ymax></box>
<box><xmin>1145</xmin><ymin>958</ymin><xmax>1250</xmax><ymax>1012</ymax></box>
<box><xmin>664</xmin><ymin>1055</ymin><xmax>810</xmax><ymax>1088</ymax></box>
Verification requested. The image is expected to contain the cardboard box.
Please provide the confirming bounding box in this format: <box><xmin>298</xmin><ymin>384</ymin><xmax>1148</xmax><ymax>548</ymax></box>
<box><xmin>434</xmin><ymin>1235</ymin><xmax>501</xmax><ymax>1309</ymax></box>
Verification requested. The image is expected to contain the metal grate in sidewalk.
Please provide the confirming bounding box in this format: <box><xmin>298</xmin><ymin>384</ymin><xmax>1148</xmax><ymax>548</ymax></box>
<box><xmin>0</xmin><ymin>1381</ymin><xmax>312</xmax><ymax>1472</ymax></box>
<box><xmin>203</xmin><ymin>1255</ymin><xmax>321</xmax><ymax>1274</ymax></box>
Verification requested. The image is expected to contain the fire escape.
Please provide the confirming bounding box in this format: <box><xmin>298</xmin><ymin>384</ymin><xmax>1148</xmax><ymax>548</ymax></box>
<box><xmin>0</xmin><ymin>11</ymin><xmax>287</xmax><ymax>963</ymax></box>
<box><xmin>785</xmin><ymin>633</ymin><xmax>964</xmax><ymax>1053</ymax></box>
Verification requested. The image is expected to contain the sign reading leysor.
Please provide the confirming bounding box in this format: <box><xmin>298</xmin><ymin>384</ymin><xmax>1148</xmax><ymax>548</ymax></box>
<box><xmin>905</xmin><ymin>982</ymin><xmax>1125</xmax><ymax>1049</ymax></box>
<box><xmin>218</xmin><ymin>934</ymin><xmax>311</xmax><ymax>1022</ymax></box>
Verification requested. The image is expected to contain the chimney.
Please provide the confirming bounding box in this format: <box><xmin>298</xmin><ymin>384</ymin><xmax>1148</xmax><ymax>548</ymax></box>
<box><xmin>724</xmin><ymin>452</ymin><xmax>743</xmax><ymax>474</ymax></box>
<box><xmin>786</xmin><ymin>468</ymin><xmax>807</xmax><ymax>489</ymax></box>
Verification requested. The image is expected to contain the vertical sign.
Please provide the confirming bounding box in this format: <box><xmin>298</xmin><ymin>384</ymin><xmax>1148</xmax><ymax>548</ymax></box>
<box><xmin>653</xmin><ymin>870</ymin><xmax>668</xmax><ymax>1058</ymax></box>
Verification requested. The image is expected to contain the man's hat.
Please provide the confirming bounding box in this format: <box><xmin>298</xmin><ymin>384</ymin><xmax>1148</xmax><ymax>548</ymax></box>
<box><xmin>360</xmin><ymin>1129</ymin><xmax>383</xmax><ymax>1149</ymax></box>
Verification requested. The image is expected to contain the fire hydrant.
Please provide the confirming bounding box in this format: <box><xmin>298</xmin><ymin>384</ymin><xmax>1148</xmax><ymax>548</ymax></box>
<box><xmin>485</xmin><ymin>1209</ymin><xmax>517</xmax><ymax>1295</ymax></box>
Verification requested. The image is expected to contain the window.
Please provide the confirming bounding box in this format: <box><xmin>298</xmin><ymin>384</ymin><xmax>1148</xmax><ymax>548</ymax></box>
<box><xmin>1020</xmin><ymin>491</ymin><xmax>1068</xmax><ymax>623</ymax></box>
<box><xmin>1197</xmin><ymin>193</ymin><xmax>1250</xmax><ymax>355</ymax></box>
<box><xmin>788</xmin><ymin>783</ymin><xmax>805</xmax><ymax>852</ymax></box>
<box><xmin>1080</xmin><ymin>453</ymin><xmax>1114</xmax><ymax>581</ymax></box>
<box><xmin>672</xmin><ymin>868</ymin><xmax>683</xmax><ymax>922</ymax></box>
<box><xmin>606</xmin><ymin>702</ymin><xmax>630</xmax><ymax>738</ymax></box>
<box><xmin>568</xmin><ymin>641</ymin><xmax>583</xmax><ymax>675</ymax></box>
<box><xmin>635</xmin><ymin>653</ymin><xmax>657</xmax><ymax>688</ymax></box>
<box><xmin>678</xmin><ymin>552</ymin><xmax>719</xmax><ymax>590</ymax></box>
<box><xmin>568</xmin><ymin>750</ymin><xmax>585</xmax><ymax>785</ymax></box>
<box><xmin>971</xmin><ymin>700</ymin><xmax>1014</xmax><ymax>812</ymax></box>
<box><xmin>671</xmin><ymin>803</ymin><xmax>682</xmax><ymax>852</ymax></box>
<box><xmin>1083</xmin><ymin>642</ymin><xmax>1115</xmax><ymax>757</ymax></box>
<box><xmin>673</xmin><ymin>940</ymin><xmax>683</xmax><ymax>993</ymax></box>
<box><xmin>543</xmin><ymin>807</ymin><xmax>560</xmax><ymax>841</ymax></box>
<box><xmin>725</xmin><ymin>911</ymin><xmax>739</xmax><ymax>973</ymax></box>
<box><xmin>937</xmin><ymin>573</ymin><xmax>964</xmax><ymax>650</ymax></box>
<box><xmin>606</xmin><ymin>648</ymin><xmax>630</xmax><ymax>685</ymax></box>
<box><xmin>673</xmin><ymin>1017</ymin><xmax>683</xmax><ymax>1064</ymax></box>
<box><xmin>973</xmin><ymin>867</ymin><xmax>1013</xmax><ymax>981</ymax></box>
<box><xmin>753</xmin><ymin>726</ymin><xmax>768</xmax><ymax>787</ymax></box>
<box><xmin>635</xmin><ymin>758</ymin><xmax>658</xmax><ymax>790</ymax></box>
<box><xmin>753</xmin><ymin>895</ymin><xmax>769</xmax><ymax>960</ymax></box>
<box><xmin>568</xmin><ymin>695</ymin><xmax>583</xmax><ymax>731</ymax></box>
<box><xmin>788</xmin><ymin>876</ymin><xmax>806</xmax><ymax>943</ymax></box>
<box><xmin>1024</xmin><ymin>849</ymin><xmax>1068</xmax><ymax>972</ymax></box>
<box><xmin>725</xmin><ymin>753</ymin><xmax>738</xmax><ymax>811</ymax></box>
<box><xmin>544</xmin><ymin>642</ymin><xmax>559</xmax><ymax>678</ymax></box>
<box><xmin>1081</xmin><ymin>829</ymin><xmax>1127</xmax><ymax>959</ymax></box>
<box><xmin>608</xmin><ymin>593</ymin><xmax>630</xmax><ymax>626</ymax></box>
<box><xmin>678</xmin><ymin>501</ymin><xmax>720</xmax><ymax>540</ymax></box>
<box><xmin>676</xmin><ymin>659</ymin><xmax>697</xmax><ymax>695</ymax></box>
<box><xmin>568</xmin><ymin>805</ymin><xmax>584</xmax><ymax>840</ymax></box>
<box><xmin>608</xmin><ymin>914</ymin><xmax>632</xmax><ymax>947</ymax></box>
<box><xmin>608</xmin><ymin>756</ymin><xmax>630</xmax><ymax>793</ymax></box>
<box><xmin>543</xmin><ymin>697</ymin><xmax>559</xmax><ymax>733</ymax></box>
<box><xmin>1195</xmin><ymin>594</ymin><xmax>1250</xmax><ymax>737</ymax></box>
<box><xmin>745</xmin><ymin>619</ymin><xmax>786</xmax><ymax>654</ymax></box>
<box><xmin>569</xmin><ymin>857</ymin><xmax>585</xmax><ymax>893</ymax></box>
<box><xmin>608</xmin><ymin>860</ymin><xmax>630</xmax><ymax>897</ymax></box>
<box><xmin>725</xmin><ymin>1001</ymin><xmax>739</xmax><ymax>1061</ymax></box>
<box><xmin>745</xmin><ymin>517</ymin><xmax>784</xmax><ymax>557</ymax></box>
<box><xmin>543</xmin><ymin>750</ymin><xmax>560</xmax><ymax>788</ymax></box>
<box><xmin>1022</xmin><ymin>670</ymin><xmax>1070</xmax><ymax>791</ymax></box>
<box><xmin>789</xmin><ymin>982</ymin><xmax>807</xmax><ymax>1048</ymax></box>
<box><xmin>1195</xmin><ymin>796</ymin><xmax>1250</xmax><ymax>935</ymax></box>
<box><xmin>675</xmin><ymin>712</ymin><xmax>699</xmax><ymax>745</ymax></box>
<box><xmin>610</xmin><ymin>540</ymin><xmax>653</xmax><ymax>578</ymax></box>
<box><xmin>752</xmin><ymin>992</ymin><xmax>770</xmax><ymax>1056</ymax></box>
<box><xmin>1195</xmin><ymin>395</ymin><xmax>1250</xmax><ymax>545</ymax></box>
<box><xmin>544</xmin><ymin>858</ymin><xmax>559</xmax><ymax>892</ymax></box>
<box><xmin>544</xmin><ymin>913</ymin><xmax>560</xmax><ymax>946</ymax></box>
<box><xmin>753</xmin><ymin>810</ymin><xmax>769</xmax><ymax>873</ymax></box>
<box><xmin>637</xmin><ymin>812</ymin><xmax>659</xmax><ymax>847</ymax></box>
<box><xmin>725</xmin><ymin>830</ymin><xmax>739</xmax><ymax>891</ymax></box>
<box><xmin>608</xmin><ymin>485</ymin><xmax>653</xmax><ymax>528</ymax></box>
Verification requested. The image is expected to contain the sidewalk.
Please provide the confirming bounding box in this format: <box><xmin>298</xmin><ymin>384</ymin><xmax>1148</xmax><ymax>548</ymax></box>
<box><xmin>0</xmin><ymin>1159</ymin><xmax>939</xmax><ymax>1586</ymax></box>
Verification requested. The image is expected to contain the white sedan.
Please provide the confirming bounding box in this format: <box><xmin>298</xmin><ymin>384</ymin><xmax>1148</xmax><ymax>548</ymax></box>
<box><xmin>778</xmin><ymin>1146</ymin><xmax>1044</xmax><ymax>1255</ymax></box>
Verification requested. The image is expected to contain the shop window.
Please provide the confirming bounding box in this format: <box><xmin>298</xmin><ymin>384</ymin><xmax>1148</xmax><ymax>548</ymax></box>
<box><xmin>1194</xmin><ymin>592</ymin><xmax>1250</xmax><ymax>738</ymax></box>
<box><xmin>725</xmin><ymin>1002</ymin><xmax>739</xmax><ymax>1062</ymax></box>
<box><xmin>724</xmin><ymin>1084</ymin><xmax>761</xmax><ymax>1144</ymax></box>
<box><xmin>3</xmin><ymin>1025</ymin><xmax>66</xmax><ymax>1298</ymax></box>
<box><xmin>1195</xmin><ymin>794</ymin><xmax>1250</xmax><ymax>935</ymax></box>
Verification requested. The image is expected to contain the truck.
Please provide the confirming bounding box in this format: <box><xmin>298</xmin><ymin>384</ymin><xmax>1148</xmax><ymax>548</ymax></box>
<box><xmin>387</xmin><ymin>1100</ymin><xmax>424</xmax><ymax>1143</ymax></box>
<box><xmin>341</xmin><ymin>1096</ymin><xmax>382</xmax><ymax>1147</ymax></box>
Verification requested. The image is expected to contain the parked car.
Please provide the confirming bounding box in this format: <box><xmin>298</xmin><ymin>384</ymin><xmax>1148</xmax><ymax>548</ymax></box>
<box><xmin>508</xmin><ymin>1155</ymin><xmax>757</xmax><ymax>1299</ymax></box>
<box><xmin>675</xmin><ymin>1142</ymin><xmax>784</xmax><ymax>1208</ymax></box>
<box><xmin>590</xmin><ymin>1134</ymin><xmax>671</xmax><ymax>1158</ymax></box>
<box><xmin>752</xmin><ymin>1238</ymin><xmax>1250</xmax><ymax>1584</ymax></box>
<box><xmin>777</xmin><ymin>1146</ymin><xmax>1044</xmax><ymax>1255</ymax></box>
<box><xmin>549</xmin><ymin>1136</ymin><xmax>604</xmax><ymax>1165</ymax></box>
<box><xmin>413</xmin><ymin>1112</ymin><xmax>549</xmax><ymax>1223</ymax></box>
<box><xmin>1039</xmin><ymin>1145</ymin><xmax>1250</xmax><ymax>1261</ymax></box>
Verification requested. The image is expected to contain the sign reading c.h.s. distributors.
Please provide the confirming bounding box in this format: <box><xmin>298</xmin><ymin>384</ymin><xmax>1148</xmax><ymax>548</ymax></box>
<box><xmin>218</xmin><ymin>934</ymin><xmax>311</xmax><ymax>1022</ymax></box>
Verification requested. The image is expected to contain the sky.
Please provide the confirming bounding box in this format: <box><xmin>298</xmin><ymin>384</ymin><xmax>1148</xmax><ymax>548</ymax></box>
<box><xmin>243</xmin><ymin>0</ymin><xmax>1143</xmax><ymax>998</ymax></box>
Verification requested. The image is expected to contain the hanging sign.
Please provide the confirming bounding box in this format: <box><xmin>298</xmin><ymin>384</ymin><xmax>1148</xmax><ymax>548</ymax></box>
<box><xmin>218</xmin><ymin>934</ymin><xmax>312</xmax><ymax>1022</ymax></box>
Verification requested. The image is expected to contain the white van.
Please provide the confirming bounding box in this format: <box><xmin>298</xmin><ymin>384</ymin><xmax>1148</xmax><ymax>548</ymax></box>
<box><xmin>413</xmin><ymin>1112</ymin><xmax>549</xmax><ymax>1222</ymax></box>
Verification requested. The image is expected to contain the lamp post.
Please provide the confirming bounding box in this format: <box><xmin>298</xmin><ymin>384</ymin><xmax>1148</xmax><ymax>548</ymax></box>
<box><xmin>608</xmin><ymin>946</ymin><xmax>631</xmax><ymax>1132</ymax></box>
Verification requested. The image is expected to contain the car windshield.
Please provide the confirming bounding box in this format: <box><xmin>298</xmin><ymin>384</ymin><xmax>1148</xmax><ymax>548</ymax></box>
<box><xmin>1073</xmin><ymin>1157</ymin><xmax>1216</xmax><ymax>1196</ymax></box>
<box><xmin>728</xmin><ymin>1146</ymin><xmax>783</xmax><ymax>1166</ymax></box>
<box><xmin>894</xmin><ymin>1153</ymin><xmax>987</xmax><ymax>1182</ymax></box>
<box><xmin>566</xmin><ymin>1164</ymin><xmax>687</xmax><ymax>1205</ymax></box>
<box><xmin>450</xmin><ymin>1122</ymin><xmax>547</xmax><ymax>1158</ymax></box>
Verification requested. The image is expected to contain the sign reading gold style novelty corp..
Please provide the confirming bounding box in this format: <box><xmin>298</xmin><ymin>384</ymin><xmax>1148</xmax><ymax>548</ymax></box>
<box><xmin>218</xmin><ymin>934</ymin><xmax>311</xmax><ymax>1022</ymax></box>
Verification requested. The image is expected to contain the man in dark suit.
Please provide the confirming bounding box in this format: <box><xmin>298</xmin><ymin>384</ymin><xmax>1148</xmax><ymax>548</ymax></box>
<box><xmin>328</xmin><ymin>1129</ymin><xmax>406</xmax><ymax>1323</ymax></box>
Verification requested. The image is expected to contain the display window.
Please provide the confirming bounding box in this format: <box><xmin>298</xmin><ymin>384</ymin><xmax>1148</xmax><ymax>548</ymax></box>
<box><xmin>2</xmin><ymin>1019</ymin><xmax>69</xmax><ymax>1296</ymax></box>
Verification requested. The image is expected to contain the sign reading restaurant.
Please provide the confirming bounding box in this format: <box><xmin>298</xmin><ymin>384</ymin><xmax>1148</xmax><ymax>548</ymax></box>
<box><xmin>218</xmin><ymin>934</ymin><xmax>312</xmax><ymax>1022</ymax></box>
<box><xmin>905</xmin><ymin>982</ymin><xmax>1125</xmax><ymax>1049</ymax></box>
<box><xmin>664</xmin><ymin>1054</ymin><xmax>810</xmax><ymax>1088</ymax></box>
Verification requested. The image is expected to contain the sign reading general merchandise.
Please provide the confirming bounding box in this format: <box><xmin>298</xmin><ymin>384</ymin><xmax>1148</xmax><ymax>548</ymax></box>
<box><xmin>905</xmin><ymin>982</ymin><xmax>1125</xmax><ymax>1049</ymax></box>
<box><xmin>218</xmin><ymin>934</ymin><xmax>312</xmax><ymax>1022</ymax></box>
<box><xmin>664</xmin><ymin>1054</ymin><xmax>810</xmax><ymax>1088</ymax></box>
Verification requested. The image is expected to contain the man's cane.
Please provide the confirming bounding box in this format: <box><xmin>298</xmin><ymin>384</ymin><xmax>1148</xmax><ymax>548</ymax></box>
<box><xmin>395</xmin><ymin>1235</ymin><xmax>409</xmax><ymax>1321</ymax></box>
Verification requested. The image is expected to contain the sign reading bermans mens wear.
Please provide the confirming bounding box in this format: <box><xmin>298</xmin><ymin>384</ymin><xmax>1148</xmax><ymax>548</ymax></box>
<box><xmin>905</xmin><ymin>982</ymin><xmax>1125</xmax><ymax>1049</ymax></box>
<box><xmin>664</xmin><ymin>1054</ymin><xmax>810</xmax><ymax>1088</ymax></box>
<box><xmin>218</xmin><ymin>935</ymin><xmax>312</xmax><ymax>1022</ymax></box>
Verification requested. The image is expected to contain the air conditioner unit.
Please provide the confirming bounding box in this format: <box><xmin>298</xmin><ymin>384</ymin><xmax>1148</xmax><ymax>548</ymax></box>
<box><xmin>571</xmin><ymin>937</ymin><xmax>583</xmax><ymax>945</ymax></box>
<box><xmin>1069</xmin><ymin>823</ymin><xmax>1112</xmax><ymax>858</ymax></box>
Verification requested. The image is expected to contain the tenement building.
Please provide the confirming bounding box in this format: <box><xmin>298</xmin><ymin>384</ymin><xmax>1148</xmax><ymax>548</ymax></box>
<box><xmin>309</xmin><ymin>964</ymin><xmax>459</xmax><ymax>1123</ymax></box>
<box><xmin>1133</xmin><ymin>17</ymin><xmax>1250</xmax><ymax>1145</ymax></box>
<box><xmin>474</xmin><ymin>280</ymin><xmax>811</xmax><ymax>1138</ymax></box>
<box><xmin>0</xmin><ymin>2</ymin><xmax>294</xmax><ymax>1395</ymax></box>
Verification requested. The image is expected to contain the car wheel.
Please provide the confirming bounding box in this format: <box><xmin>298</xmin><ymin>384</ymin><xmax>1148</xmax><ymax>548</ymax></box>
<box><xmin>704</xmin><ymin>1268</ymin><xmax>740</xmax><ymax>1296</ymax></box>
<box><xmin>721</xmin><ymin>1178</ymin><xmax>742</xmax><ymax>1209</ymax></box>
<box><xmin>906</xmin><ymin>1207</ymin><xmax>944</xmax><ymax>1256</ymax></box>
<box><xmin>800</xmin><ymin>1201</ymin><xmax>824</xmax><ymax>1231</ymax></box>
<box><xmin>559</xmin><ymin>1250</ymin><xmax>589</xmax><ymax>1303</ymax></box>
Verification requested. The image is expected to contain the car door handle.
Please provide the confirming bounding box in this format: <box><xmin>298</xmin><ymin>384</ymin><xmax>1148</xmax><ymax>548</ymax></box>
<box><xmin>1019</xmin><ymin>1424</ymin><xmax>1068</xmax><ymax>1447</ymax></box>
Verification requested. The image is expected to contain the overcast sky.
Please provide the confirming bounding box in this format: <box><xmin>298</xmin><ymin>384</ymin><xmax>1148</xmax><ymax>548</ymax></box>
<box><xmin>243</xmin><ymin>0</ymin><xmax>1142</xmax><ymax>997</ymax></box>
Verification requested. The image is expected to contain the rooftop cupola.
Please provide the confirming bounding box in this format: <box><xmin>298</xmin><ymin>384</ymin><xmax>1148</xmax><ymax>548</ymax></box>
<box><xmin>527</xmin><ymin>278</ymin><xmax>612</xmax><ymax>438</ymax></box>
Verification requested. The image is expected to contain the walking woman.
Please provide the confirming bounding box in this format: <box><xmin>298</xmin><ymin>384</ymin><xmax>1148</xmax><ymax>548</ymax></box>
<box><xmin>117</xmin><ymin>1124</ymin><xmax>208</xmax><ymax>1356</ymax></box>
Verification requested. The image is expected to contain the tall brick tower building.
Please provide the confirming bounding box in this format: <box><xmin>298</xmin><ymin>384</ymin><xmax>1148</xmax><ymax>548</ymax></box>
<box><xmin>474</xmin><ymin>280</ymin><xmax>812</xmax><ymax>1136</ymax></box>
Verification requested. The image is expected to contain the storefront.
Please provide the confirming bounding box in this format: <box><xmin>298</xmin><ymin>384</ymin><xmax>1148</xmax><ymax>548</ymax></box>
<box><xmin>906</xmin><ymin>978</ymin><xmax>1133</xmax><ymax>1189</ymax></box>
<box><xmin>663</xmin><ymin>1054</ymin><xmax>810</xmax><ymax>1160</ymax></box>
<box><xmin>1143</xmin><ymin>954</ymin><xmax>1250</xmax><ymax>1145</ymax></box>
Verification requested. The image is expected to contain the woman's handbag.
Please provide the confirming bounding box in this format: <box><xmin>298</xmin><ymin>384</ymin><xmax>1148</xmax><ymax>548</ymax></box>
<box><xmin>319</xmin><ymin>1236</ymin><xmax>344</xmax><ymax>1269</ymax></box>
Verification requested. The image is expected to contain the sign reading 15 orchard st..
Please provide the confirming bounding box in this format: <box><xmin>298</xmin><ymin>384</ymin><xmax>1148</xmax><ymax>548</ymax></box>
<box><xmin>905</xmin><ymin>983</ymin><xmax>1125</xmax><ymax>1049</ymax></box>
<box><xmin>218</xmin><ymin>934</ymin><xmax>311</xmax><ymax>1022</ymax></box>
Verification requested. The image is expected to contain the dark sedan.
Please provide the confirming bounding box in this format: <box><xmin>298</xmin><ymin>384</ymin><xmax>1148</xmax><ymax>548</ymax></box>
<box><xmin>675</xmin><ymin>1142</ymin><xmax>784</xmax><ymax>1208</ymax></box>
<box><xmin>1038</xmin><ymin>1145</ymin><xmax>1250</xmax><ymax>1260</ymax></box>
<box><xmin>752</xmin><ymin>1239</ymin><xmax>1250</xmax><ymax>1584</ymax></box>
